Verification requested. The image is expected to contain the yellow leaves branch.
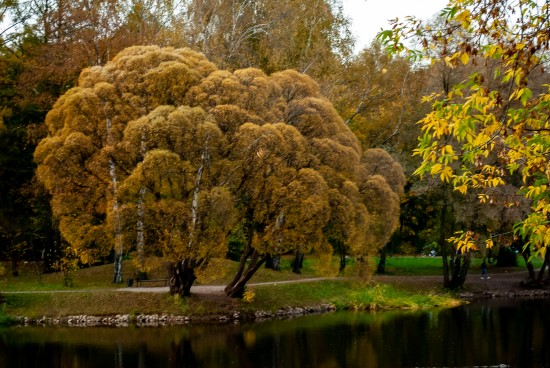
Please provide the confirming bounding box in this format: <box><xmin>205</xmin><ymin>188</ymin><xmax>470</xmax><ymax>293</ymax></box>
<box><xmin>447</xmin><ymin>231</ymin><xmax>478</xmax><ymax>253</ymax></box>
<box><xmin>378</xmin><ymin>0</ymin><xmax>550</xmax><ymax>252</ymax></box>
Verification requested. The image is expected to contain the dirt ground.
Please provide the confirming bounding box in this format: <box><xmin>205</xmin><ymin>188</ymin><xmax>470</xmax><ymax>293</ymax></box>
<box><xmin>371</xmin><ymin>267</ymin><xmax>533</xmax><ymax>294</ymax></box>
<box><xmin>116</xmin><ymin>268</ymin><xmax>538</xmax><ymax>306</ymax></box>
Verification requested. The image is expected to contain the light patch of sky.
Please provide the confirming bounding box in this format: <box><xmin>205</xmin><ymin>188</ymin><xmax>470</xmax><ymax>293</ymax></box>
<box><xmin>342</xmin><ymin>0</ymin><xmax>450</xmax><ymax>52</ymax></box>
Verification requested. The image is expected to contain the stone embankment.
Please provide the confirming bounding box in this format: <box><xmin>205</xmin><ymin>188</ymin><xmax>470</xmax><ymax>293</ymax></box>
<box><xmin>13</xmin><ymin>304</ymin><xmax>337</xmax><ymax>327</ymax></box>
<box><xmin>459</xmin><ymin>289</ymin><xmax>550</xmax><ymax>299</ymax></box>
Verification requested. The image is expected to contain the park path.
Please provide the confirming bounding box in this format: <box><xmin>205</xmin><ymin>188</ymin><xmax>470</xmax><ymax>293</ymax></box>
<box><xmin>1</xmin><ymin>271</ymin><xmax>532</xmax><ymax>295</ymax></box>
<box><xmin>118</xmin><ymin>277</ymin><xmax>337</xmax><ymax>294</ymax></box>
<box><xmin>1</xmin><ymin>277</ymin><xmax>335</xmax><ymax>294</ymax></box>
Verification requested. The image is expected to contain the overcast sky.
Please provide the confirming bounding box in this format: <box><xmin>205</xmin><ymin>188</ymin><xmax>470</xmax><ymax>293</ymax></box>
<box><xmin>342</xmin><ymin>0</ymin><xmax>449</xmax><ymax>51</ymax></box>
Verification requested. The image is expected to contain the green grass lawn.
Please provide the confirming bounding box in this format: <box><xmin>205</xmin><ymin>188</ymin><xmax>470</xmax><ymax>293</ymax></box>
<box><xmin>2</xmin><ymin>252</ymin><xmax>541</xmax><ymax>323</ymax></box>
<box><xmin>380</xmin><ymin>256</ymin><xmax>445</xmax><ymax>276</ymax></box>
<box><xmin>0</xmin><ymin>254</ymin><xmax>541</xmax><ymax>291</ymax></box>
<box><xmin>0</xmin><ymin>256</ymin><xmax>334</xmax><ymax>292</ymax></box>
<box><xmin>0</xmin><ymin>278</ymin><xmax>460</xmax><ymax>322</ymax></box>
<box><xmin>378</xmin><ymin>254</ymin><xmax>544</xmax><ymax>276</ymax></box>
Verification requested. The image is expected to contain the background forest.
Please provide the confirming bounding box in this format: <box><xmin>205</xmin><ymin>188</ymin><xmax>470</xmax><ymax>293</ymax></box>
<box><xmin>0</xmin><ymin>0</ymin><xmax>536</xmax><ymax>294</ymax></box>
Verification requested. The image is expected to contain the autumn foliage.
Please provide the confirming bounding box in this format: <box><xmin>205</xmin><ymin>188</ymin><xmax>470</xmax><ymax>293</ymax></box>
<box><xmin>34</xmin><ymin>46</ymin><xmax>404</xmax><ymax>297</ymax></box>
<box><xmin>379</xmin><ymin>0</ymin><xmax>550</xmax><ymax>261</ymax></box>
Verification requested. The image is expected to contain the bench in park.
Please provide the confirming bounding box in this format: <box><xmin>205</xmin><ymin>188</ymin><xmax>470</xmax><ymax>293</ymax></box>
<box><xmin>135</xmin><ymin>278</ymin><xmax>168</xmax><ymax>287</ymax></box>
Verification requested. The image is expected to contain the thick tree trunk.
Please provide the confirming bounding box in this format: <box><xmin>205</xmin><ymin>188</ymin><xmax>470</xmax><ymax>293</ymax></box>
<box><xmin>438</xmin><ymin>193</ymin><xmax>470</xmax><ymax>290</ymax></box>
<box><xmin>226</xmin><ymin>235</ymin><xmax>254</xmax><ymax>290</ymax></box>
<box><xmin>377</xmin><ymin>246</ymin><xmax>387</xmax><ymax>274</ymax></box>
<box><xmin>168</xmin><ymin>259</ymin><xmax>201</xmax><ymax>297</ymax></box>
<box><xmin>447</xmin><ymin>253</ymin><xmax>470</xmax><ymax>289</ymax></box>
<box><xmin>225</xmin><ymin>216</ymin><xmax>269</xmax><ymax>298</ymax></box>
<box><xmin>292</xmin><ymin>252</ymin><xmax>304</xmax><ymax>274</ymax></box>
<box><xmin>166</xmin><ymin>138</ymin><xmax>210</xmax><ymax>297</ymax></box>
<box><xmin>225</xmin><ymin>248</ymin><xmax>266</xmax><ymax>298</ymax></box>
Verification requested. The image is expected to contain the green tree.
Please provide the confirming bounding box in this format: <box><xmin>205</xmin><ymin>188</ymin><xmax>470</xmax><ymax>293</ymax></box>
<box><xmin>379</xmin><ymin>0</ymin><xmax>550</xmax><ymax>270</ymax></box>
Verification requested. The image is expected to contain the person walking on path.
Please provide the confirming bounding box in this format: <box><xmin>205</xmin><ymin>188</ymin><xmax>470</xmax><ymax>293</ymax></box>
<box><xmin>481</xmin><ymin>259</ymin><xmax>490</xmax><ymax>279</ymax></box>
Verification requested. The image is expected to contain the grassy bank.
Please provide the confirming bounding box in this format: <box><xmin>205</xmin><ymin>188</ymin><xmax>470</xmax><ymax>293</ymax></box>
<box><xmin>0</xmin><ymin>256</ymin><xmax>484</xmax><ymax>325</ymax></box>
<box><xmin>0</xmin><ymin>279</ymin><xmax>460</xmax><ymax>326</ymax></box>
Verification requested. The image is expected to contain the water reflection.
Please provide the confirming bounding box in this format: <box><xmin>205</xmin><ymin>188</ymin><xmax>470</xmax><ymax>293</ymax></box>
<box><xmin>1</xmin><ymin>299</ymin><xmax>550</xmax><ymax>367</ymax></box>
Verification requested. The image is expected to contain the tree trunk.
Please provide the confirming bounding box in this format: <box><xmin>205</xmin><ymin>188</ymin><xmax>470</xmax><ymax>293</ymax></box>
<box><xmin>292</xmin><ymin>252</ymin><xmax>304</xmax><ymax>274</ymax></box>
<box><xmin>166</xmin><ymin>137</ymin><xmax>210</xmax><ymax>297</ymax></box>
<box><xmin>437</xmin><ymin>193</ymin><xmax>470</xmax><ymax>290</ymax></box>
<box><xmin>225</xmin><ymin>216</ymin><xmax>269</xmax><ymax>298</ymax></box>
<box><xmin>519</xmin><ymin>241</ymin><xmax>537</xmax><ymax>282</ymax></box>
<box><xmin>377</xmin><ymin>246</ymin><xmax>387</xmax><ymax>274</ymax></box>
<box><xmin>337</xmin><ymin>241</ymin><xmax>346</xmax><ymax>271</ymax></box>
<box><xmin>136</xmin><ymin>186</ymin><xmax>146</xmax><ymax>272</ymax></box>
<box><xmin>496</xmin><ymin>245</ymin><xmax>518</xmax><ymax>267</ymax></box>
<box><xmin>168</xmin><ymin>259</ymin><xmax>201</xmax><ymax>297</ymax></box>
<box><xmin>225</xmin><ymin>248</ymin><xmax>266</xmax><ymax>298</ymax></box>
<box><xmin>226</xmin><ymin>233</ymin><xmax>254</xmax><ymax>291</ymax></box>
<box><xmin>447</xmin><ymin>252</ymin><xmax>470</xmax><ymax>289</ymax></box>
<box><xmin>136</xmin><ymin>131</ymin><xmax>147</xmax><ymax>272</ymax></box>
<box><xmin>265</xmin><ymin>255</ymin><xmax>281</xmax><ymax>271</ymax></box>
<box><xmin>536</xmin><ymin>250</ymin><xmax>550</xmax><ymax>284</ymax></box>
<box><xmin>523</xmin><ymin>253</ymin><xmax>537</xmax><ymax>282</ymax></box>
<box><xmin>439</xmin><ymin>201</ymin><xmax>450</xmax><ymax>288</ymax></box>
<box><xmin>107</xmin><ymin>114</ymin><xmax>123</xmax><ymax>284</ymax></box>
<box><xmin>113</xmin><ymin>252</ymin><xmax>123</xmax><ymax>283</ymax></box>
<box><xmin>11</xmin><ymin>257</ymin><xmax>19</xmax><ymax>277</ymax></box>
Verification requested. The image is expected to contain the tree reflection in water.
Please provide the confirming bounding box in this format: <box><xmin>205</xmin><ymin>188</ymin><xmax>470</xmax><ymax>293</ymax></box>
<box><xmin>1</xmin><ymin>299</ymin><xmax>550</xmax><ymax>367</ymax></box>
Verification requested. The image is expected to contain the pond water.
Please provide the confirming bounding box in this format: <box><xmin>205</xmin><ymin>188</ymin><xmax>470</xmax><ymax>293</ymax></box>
<box><xmin>1</xmin><ymin>298</ymin><xmax>550</xmax><ymax>367</ymax></box>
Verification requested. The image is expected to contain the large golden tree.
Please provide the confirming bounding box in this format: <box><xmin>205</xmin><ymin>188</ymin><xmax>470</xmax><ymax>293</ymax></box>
<box><xmin>36</xmin><ymin>46</ymin><xmax>404</xmax><ymax>297</ymax></box>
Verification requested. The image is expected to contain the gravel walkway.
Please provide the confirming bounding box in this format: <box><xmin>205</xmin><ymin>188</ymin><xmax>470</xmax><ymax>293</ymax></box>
<box><xmin>118</xmin><ymin>277</ymin><xmax>336</xmax><ymax>294</ymax></box>
<box><xmin>1</xmin><ymin>272</ymin><xmax>534</xmax><ymax>295</ymax></box>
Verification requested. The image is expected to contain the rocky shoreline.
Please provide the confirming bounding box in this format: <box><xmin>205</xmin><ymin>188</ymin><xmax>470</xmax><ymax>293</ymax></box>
<box><xmin>8</xmin><ymin>288</ymin><xmax>550</xmax><ymax>327</ymax></box>
<box><xmin>459</xmin><ymin>288</ymin><xmax>550</xmax><ymax>300</ymax></box>
<box><xmin>12</xmin><ymin>303</ymin><xmax>337</xmax><ymax>327</ymax></box>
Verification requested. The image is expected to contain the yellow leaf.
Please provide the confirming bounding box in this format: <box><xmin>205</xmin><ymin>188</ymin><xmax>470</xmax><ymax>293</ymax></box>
<box><xmin>440</xmin><ymin>166</ymin><xmax>454</xmax><ymax>182</ymax></box>
<box><xmin>478</xmin><ymin>194</ymin><xmax>488</xmax><ymax>203</ymax></box>
<box><xmin>430</xmin><ymin>163</ymin><xmax>443</xmax><ymax>175</ymax></box>
<box><xmin>460</xmin><ymin>52</ymin><xmax>469</xmax><ymax>65</ymax></box>
<box><xmin>456</xmin><ymin>184</ymin><xmax>468</xmax><ymax>194</ymax></box>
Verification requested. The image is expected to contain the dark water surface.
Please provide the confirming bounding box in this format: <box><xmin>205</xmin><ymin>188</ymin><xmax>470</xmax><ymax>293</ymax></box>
<box><xmin>1</xmin><ymin>298</ymin><xmax>550</xmax><ymax>367</ymax></box>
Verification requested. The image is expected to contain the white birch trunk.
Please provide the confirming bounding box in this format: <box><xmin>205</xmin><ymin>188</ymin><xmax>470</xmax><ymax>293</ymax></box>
<box><xmin>107</xmin><ymin>116</ymin><xmax>123</xmax><ymax>283</ymax></box>
<box><xmin>135</xmin><ymin>130</ymin><xmax>147</xmax><ymax>272</ymax></box>
<box><xmin>188</xmin><ymin>135</ymin><xmax>210</xmax><ymax>249</ymax></box>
